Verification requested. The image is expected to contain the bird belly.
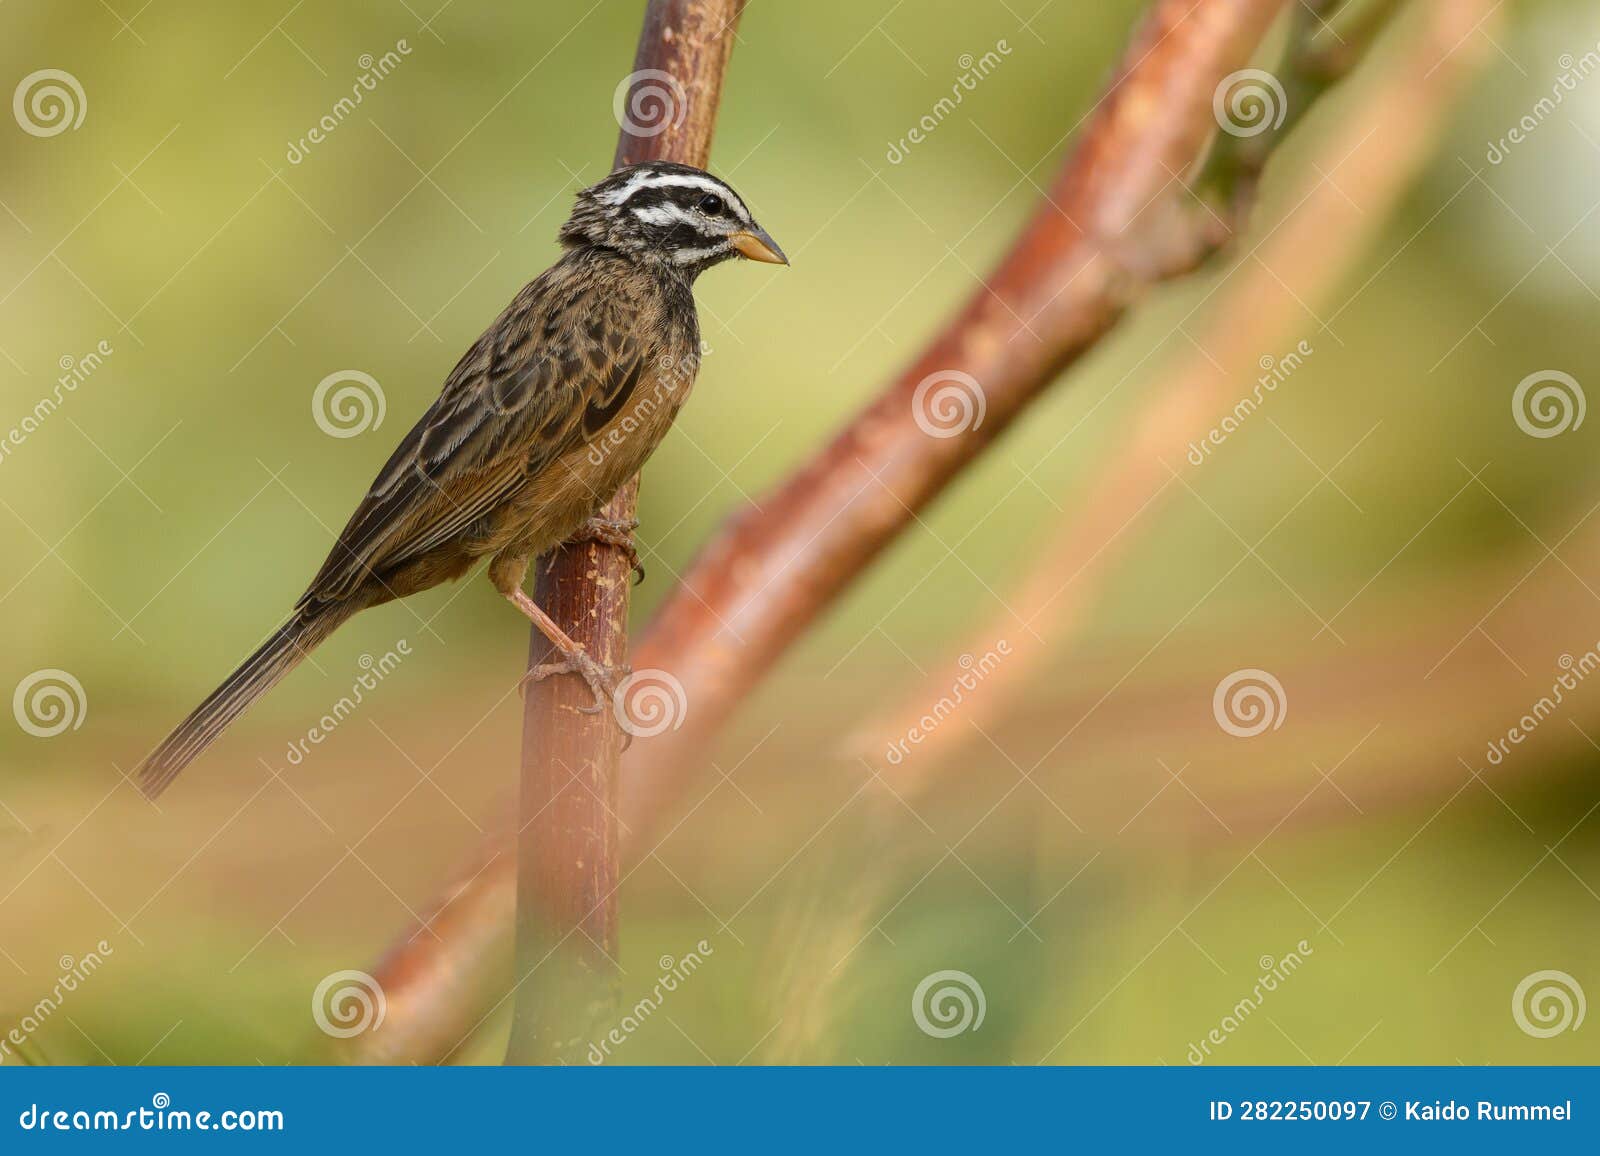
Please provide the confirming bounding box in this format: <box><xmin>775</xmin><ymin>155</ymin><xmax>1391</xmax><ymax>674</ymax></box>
<box><xmin>489</xmin><ymin>366</ymin><xmax>692</xmax><ymax>561</ymax></box>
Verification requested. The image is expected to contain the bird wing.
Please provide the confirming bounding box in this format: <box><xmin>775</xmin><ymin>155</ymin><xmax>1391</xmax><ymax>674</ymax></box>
<box><xmin>300</xmin><ymin>263</ymin><xmax>650</xmax><ymax>606</ymax></box>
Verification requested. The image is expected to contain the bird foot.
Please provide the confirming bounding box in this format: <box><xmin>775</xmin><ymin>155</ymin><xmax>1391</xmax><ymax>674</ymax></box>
<box><xmin>571</xmin><ymin>516</ymin><xmax>644</xmax><ymax>585</ymax></box>
<box><xmin>525</xmin><ymin>652</ymin><xmax>631</xmax><ymax>717</ymax></box>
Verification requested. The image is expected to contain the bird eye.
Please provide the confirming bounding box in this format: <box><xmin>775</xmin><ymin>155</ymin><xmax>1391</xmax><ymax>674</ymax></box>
<box><xmin>697</xmin><ymin>194</ymin><xmax>725</xmax><ymax>216</ymax></box>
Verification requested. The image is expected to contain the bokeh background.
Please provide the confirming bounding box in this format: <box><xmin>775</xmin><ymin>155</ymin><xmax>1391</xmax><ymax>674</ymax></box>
<box><xmin>3</xmin><ymin>0</ymin><xmax>1600</xmax><ymax>1065</ymax></box>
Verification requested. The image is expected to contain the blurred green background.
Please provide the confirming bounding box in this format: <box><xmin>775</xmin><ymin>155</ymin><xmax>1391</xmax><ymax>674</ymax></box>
<box><xmin>3</xmin><ymin>0</ymin><xmax>1600</xmax><ymax>1065</ymax></box>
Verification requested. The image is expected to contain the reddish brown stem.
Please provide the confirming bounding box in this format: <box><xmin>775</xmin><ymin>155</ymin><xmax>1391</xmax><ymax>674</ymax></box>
<box><xmin>502</xmin><ymin>0</ymin><xmax>746</xmax><ymax>1066</ymax></box>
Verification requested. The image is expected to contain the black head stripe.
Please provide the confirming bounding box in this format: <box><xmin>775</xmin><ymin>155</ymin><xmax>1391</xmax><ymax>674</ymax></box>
<box><xmin>663</xmin><ymin>221</ymin><xmax>707</xmax><ymax>249</ymax></box>
<box><xmin>620</xmin><ymin>185</ymin><xmax>671</xmax><ymax>211</ymax></box>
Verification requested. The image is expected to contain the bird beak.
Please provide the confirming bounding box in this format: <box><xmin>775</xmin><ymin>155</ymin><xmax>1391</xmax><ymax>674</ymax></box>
<box><xmin>730</xmin><ymin>228</ymin><xmax>788</xmax><ymax>265</ymax></box>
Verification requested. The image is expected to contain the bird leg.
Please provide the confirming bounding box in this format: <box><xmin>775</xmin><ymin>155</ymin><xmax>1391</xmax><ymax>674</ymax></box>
<box><xmin>570</xmin><ymin>515</ymin><xmax>644</xmax><ymax>585</ymax></box>
<box><xmin>504</xmin><ymin>587</ymin><xmax>628</xmax><ymax>714</ymax></box>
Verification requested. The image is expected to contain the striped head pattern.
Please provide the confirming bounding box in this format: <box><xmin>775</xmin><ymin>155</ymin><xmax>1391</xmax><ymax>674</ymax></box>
<box><xmin>561</xmin><ymin>161</ymin><xmax>787</xmax><ymax>275</ymax></box>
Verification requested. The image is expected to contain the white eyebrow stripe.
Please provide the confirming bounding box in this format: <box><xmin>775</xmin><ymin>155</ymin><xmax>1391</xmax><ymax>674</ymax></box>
<box><xmin>630</xmin><ymin>203</ymin><xmax>700</xmax><ymax>228</ymax></box>
<box><xmin>601</xmin><ymin>171</ymin><xmax>751</xmax><ymax>224</ymax></box>
<box><xmin>602</xmin><ymin>171</ymin><xmax>725</xmax><ymax>203</ymax></box>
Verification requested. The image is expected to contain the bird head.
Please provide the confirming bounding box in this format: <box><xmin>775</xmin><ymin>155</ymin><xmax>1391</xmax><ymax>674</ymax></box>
<box><xmin>560</xmin><ymin>161</ymin><xmax>787</xmax><ymax>277</ymax></box>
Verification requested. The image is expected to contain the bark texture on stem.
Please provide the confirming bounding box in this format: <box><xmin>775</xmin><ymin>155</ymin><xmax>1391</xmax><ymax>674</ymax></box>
<box><xmin>503</xmin><ymin>0</ymin><xmax>746</xmax><ymax>1066</ymax></box>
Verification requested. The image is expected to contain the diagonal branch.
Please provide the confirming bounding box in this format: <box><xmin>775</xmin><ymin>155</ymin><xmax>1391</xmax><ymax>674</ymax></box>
<box><xmin>619</xmin><ymin>0</ymin><xmax>1291</xmax><ymax>838</ymax></box>
<box><xmin>769</xmin><ymin>0</ymin><xmax>1499</xmax><ymax>1059</ymax></box>
<box><xmin>850</xmin><ymin>0</ymin><xmax>1465</xmax><ymax>796</ymax></box>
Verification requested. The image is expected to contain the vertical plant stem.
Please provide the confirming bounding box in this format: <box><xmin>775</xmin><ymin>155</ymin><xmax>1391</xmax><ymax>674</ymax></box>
<box><xmin>504</xmin><ymin>0</ymin><xmax>746</xmax><ymax>1066</ymax></box>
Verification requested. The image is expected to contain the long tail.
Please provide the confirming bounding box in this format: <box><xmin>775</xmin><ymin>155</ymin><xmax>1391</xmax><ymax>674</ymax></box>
<box><xmin>135</xmin><ymin>600</ymin><xmax>357</xmax><ymax>799</ymax></box>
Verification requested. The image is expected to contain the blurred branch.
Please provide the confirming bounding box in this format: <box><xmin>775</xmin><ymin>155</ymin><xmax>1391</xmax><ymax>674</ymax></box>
<box><xmin>328</xmin><ymin>836</ymin><xmax>511</xmax><ymax>1064</ymax></box>
<box><xmin>358</xmin><ymin>0</ymin><xmax>1307</xmax><ymax>1064</ymax></box>
<box><xmin>1194</xmin><ymin>0</ymin><xmax>1394</xmax><ymax>211</ymax></box>
<box><xmin>762</xmin><ymin>0</ymin><xmax>1502</xmax><ymax>1058</ymax></box>
<box><xmin>852</xmin><ymin>0</ymin><xmax>1491</xmax><ymax>798</ymax></box>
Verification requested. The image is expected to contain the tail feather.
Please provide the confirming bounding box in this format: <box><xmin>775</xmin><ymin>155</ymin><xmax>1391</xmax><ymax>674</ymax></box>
<box><xmin>136</xmin><ymin>602</ymin><xmax>354</xmax><ymax>799</ymax></box>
